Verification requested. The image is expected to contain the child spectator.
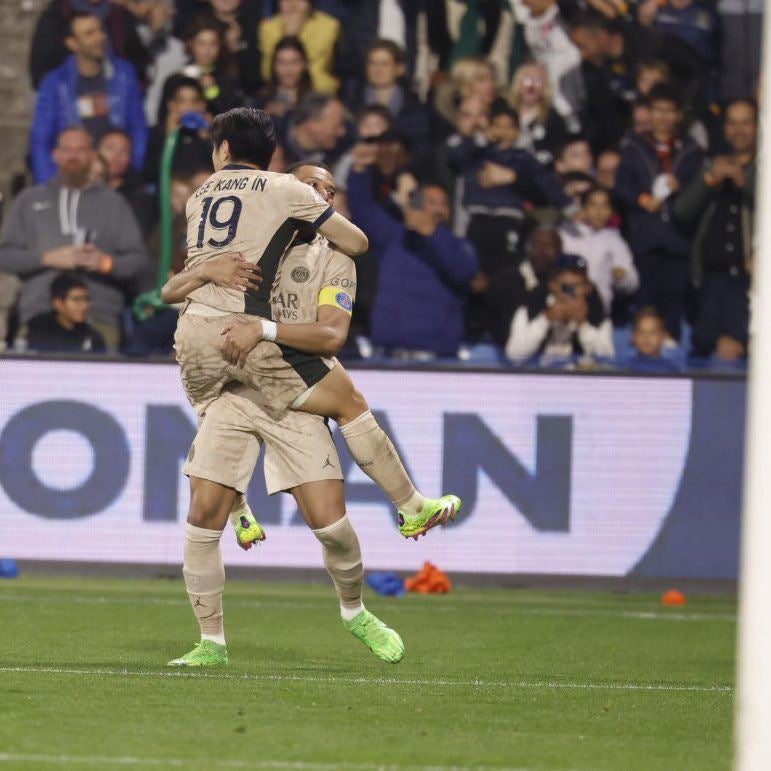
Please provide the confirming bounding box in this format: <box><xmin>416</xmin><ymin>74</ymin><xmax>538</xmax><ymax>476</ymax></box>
<box><xmin>505</xmin><ymin>254</ymin><xmax>613</xmax><ymax>365</ymax></box>
<box><xmin>635</xmin><ymin>59</ymin><xmax>670</xmax><ymax>98</ymax></box>
<box><xmin>344</xmin><ymin>39</ymin><xmax>429</xmax><ymax>156</ymax></box>
<box><xmin>143</xmin><ymin>75</ymin><xmax>212</xmax><ymax>183</ymax></box>
<box><xmin>259</xmin><ymin>0</ymin><xmax>341</xmax><ymax>94</ymax></box>
<box><xmin>596</xmin><ymin>149</ymin><xmax>621</xmax><ymax>189</ymax></box>
<box><xmin>22</xmin><ymin>273</ymin><xmax>106</xmax><ymax>354</ymax></box>
<box><xmin>559</xmin><ymin>186</ymin><xmax>638</xmax><ymax>312</ymax></box>
<box><xmin>447</xmin><ymin>104</ymin><xmax>573</xmax><ymax>274</ymax></box>
<box><xmin>508</xmin><ymin>61</ymin><xmax>569</xmax><ymax>167</ymax></box>
<box><xmin>255</xmin><ymin>37</ymin><xmax>312</xmax><ymax>125</ymax></box>
<box><xmin>626</xmin><ymin>307</ymin><xmax>679</xmax><ymax>372</ymax></box>
<box><xmin>555</xmin><ymin>135</ymin><xmax>594</xmax><ymax>177</ymax></box>
<box><xmin>178</xmin><ymin>17</ymin><xmax>242</xmax><ymax>116</ymax></box>
<box><xmin>614</xmin><ymin>83</ymin><xmax>703</xmax><ymax>339</ymax></box>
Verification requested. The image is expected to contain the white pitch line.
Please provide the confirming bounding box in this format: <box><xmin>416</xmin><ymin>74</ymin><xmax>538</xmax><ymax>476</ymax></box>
<box><xmin>0</xmin><ymin>592</ymin><xmax>737</xmax><ymax>622</ymax></box>
<box><xmin>0</xmin><ymin>753</ymin><xmax>532</xmax><ymax>771</ymax></box>
<box><xmin>0</xmin><ymin>665</ymin><xmax>733</xmax><ymax>693</ymax></box>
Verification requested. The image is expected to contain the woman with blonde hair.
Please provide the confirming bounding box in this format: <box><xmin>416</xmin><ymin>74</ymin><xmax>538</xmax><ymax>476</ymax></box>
<box><xmin>508</xmin><ymin>61</ymin><xmax>569</xmax><ymax>167</ymax></box>
<box><xmin>433</xmin><ymin>56</ymin><xmax>501</xmax><ymax>138</ymax></box>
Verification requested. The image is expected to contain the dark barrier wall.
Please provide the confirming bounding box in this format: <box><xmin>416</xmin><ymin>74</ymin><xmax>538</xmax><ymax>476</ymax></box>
<box><xmin>0</xmin><ymin>358</ymin><xmax>745</xmax><ymax>579</ymax></box>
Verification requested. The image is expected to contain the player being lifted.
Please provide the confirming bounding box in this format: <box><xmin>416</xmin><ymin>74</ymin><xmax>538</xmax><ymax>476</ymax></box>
<box><xmin>162</xmin><ymin>162</ymin><xmax>406</xmax><ymax>667</ymax></box>
<box><xmin>174</xmin><ymin>107</ymin><xmax>460</xmax><ymax>542</ymax></box>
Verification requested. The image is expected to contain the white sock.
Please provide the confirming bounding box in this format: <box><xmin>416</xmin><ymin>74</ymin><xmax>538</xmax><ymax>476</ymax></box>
<box><xmin>201</xmin><ymin>633</ymin><xmax>226</xmax><ymax>646</ymax></box>
<box><xmin>340</xmin><ymin>602</ymin><xmax>365</xmax><ymax>621</ymax></box>
<box><xmin>397</xmin><ymin>489</ymin><xmax>425</xmax><ymax>516</ymax></box>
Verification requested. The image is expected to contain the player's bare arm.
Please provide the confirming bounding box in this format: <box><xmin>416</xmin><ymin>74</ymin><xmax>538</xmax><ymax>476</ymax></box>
<box><xmin>220</xmin><ymin>305</ymin><xmax>350</xmax><ymax>366</ymax></box>
<box><xmin>160</xmin><ymin>252</ymin><xmax>262</xmax><ymax>304</ymax></box>
<box><xmin>317</xmin><ymin>211</ymin><xmax>369</xmax><ymax>256</ymax></box>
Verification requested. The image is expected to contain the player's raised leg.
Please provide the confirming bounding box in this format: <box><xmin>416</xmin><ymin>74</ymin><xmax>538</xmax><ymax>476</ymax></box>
<box><xmin>296</xmin><ymin>366</ymin><xmax>461</xmax><ymax>539</ymax></box>
<box><xmin>168</xmin><ymin>478</ymin><xmax>235</xmax><ymax>667</ymax></box>
<box><xmin>292</xmin><ymin>480</ymin><xmax>404</xmax><ymax>663</ymax></box>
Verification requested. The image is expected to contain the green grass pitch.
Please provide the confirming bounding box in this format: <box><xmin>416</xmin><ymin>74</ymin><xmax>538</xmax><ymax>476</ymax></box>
<box><xmin>0</xmin><ymin>575</ymin><xmax>735</xmax><ymax>771</ymax></box>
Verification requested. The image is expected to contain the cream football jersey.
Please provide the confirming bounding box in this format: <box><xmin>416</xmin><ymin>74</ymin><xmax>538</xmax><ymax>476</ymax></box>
<box><xmin>185</xmin><ymin>164</ymin><xmax>333</xmax><ymax>317</ymax></box>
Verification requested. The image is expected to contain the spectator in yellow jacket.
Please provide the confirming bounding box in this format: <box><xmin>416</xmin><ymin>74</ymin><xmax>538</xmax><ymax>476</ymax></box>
<box><xmin>259</xmin><ymin>0</ymin><xmax>340</xmax><ymax>94</ymax></box>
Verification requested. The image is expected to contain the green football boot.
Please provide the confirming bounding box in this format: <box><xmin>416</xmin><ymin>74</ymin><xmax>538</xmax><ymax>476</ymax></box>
<box><xmin>231</xmin><ymin>502</ymin><xmax>267</xmax><ymax>551</ymax></box>
<box><xmin>344</xmin><ymin>609</ymin><xmax>404</xmax><ymax>663</ymax></box>
<box><xmin>398</xmin><ymin>494</ymin><xmax>461</xmax><ymax>540</ymax></box>
<box><xmin>167</xmin><ymin>640</ymin><xmax>228</xmax><ymax>667</ymax></box>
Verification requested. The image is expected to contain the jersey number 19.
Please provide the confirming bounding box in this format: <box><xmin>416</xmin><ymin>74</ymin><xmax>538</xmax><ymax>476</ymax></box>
<box><xmin>196</xmin><ymin>195</ymin><xmax>243</xmax><ymax>249</ymax></box>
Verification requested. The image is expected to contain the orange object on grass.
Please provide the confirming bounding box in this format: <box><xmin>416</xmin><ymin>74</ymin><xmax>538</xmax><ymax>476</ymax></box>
<box><xmin>405</xmin><ymin>561</ymin><xmax>452</xmax><ymax>594</ymax></box>
<box><xmin>661</xmin><ymin>589</ymin><xmax>686</xmax><ymax>606</ymax></box>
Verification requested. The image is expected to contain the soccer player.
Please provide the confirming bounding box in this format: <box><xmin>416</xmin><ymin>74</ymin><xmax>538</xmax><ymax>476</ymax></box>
<box><xmin>164</xmin><ymin>162</ymin><xmax>406</xmax><ymax>667</ymax></box>
<box><xmin>174</xmin><ymin>107</ymin><xmax>460</xmax><ymax>541</ymax></box>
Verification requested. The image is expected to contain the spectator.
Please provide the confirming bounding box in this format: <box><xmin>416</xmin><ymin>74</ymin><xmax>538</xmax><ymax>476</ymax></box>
<box><xmin>0</xmin><ymin>128</ymin><xmax>149</xmax><ymax>351</ymax></box>
<box><xmin>97</xmin><ymin>129</ymin><xmax>156</xmax><ymax>237</ymax></box>
<box><xmin>187</xmin><ymin>0</ymin><xmax>263</xmax><ymax>95</ymax></box>
<box><xmin>486</xmin><ymin>226</ymin><xmax>563</xmax><ymax>346</ymax></box>
<box><xmin>344</xmin><ymin>39</ymin><xmax>429</xmax><ymax>156</ymax></box>
<box><xmin>284</xmin><ymin>93</ymin><xmax>348</xmax><ymax>166</ymax></box>
<box><xmin>625</xmin><ymin>306</ymin><xmax>679</xmax><ymax>372</ymax></box>
<box><xmin>675</xmin><ymin>99</ymin><xmax>756</xmax><ymax>361</ymax></box>
<box><xmin>22</xmin><ymin>272</ymin><xmax>106</xmax><ymax>354</ymax></box>
<box><xmin>519</xmin><ymin>0</ymin><xmax>582</xmax><ymax>127</ymax></box>
<box><xmin>259</xmin><ymin>0</ymin><xmax>341</xmax><ymax>94</ymax></box>
<box><xmin>347</xmin><ymin>151</ymin><xmax>479</xmax><ymax>358</ymax></box>
<box><xmin>567</xmin><ymin>13</ymin><xmax>629</xmax><ymax>153</ymax></box>
<box><xmin>630</xmin><ymin>96</ymin><xmax>652</xmax><ymax>135</ymax></box>
<box><xmin>635</xmin><ymin>58</ymin><xmax>670</xmax><ymax>98</ymax></box>
<box><xmin>332</xmin><ymin>104</ymin><xmax>392</xmax><ymax>216</ymax></box>
<box><xmin>30</xmin><ymin>12</ymin><xmax>148</xmax><ymax>184</ymax></box>
<box><xmin>336</xmin><ymin>1</ymin><xmax>451</xmax><ymax>99</ymax></box>
<box><xmin>508</xmin><ymin>61</ymin><xmax>570</xmax><ymax>168</ymax></box>
<box><xmin>559</xmin><ymin>185</ymin><xmax>639</xmax><ymax>312</ymax></box>
<box><xmin>505</xmin><ymin>254</ymin><xmax>613</xmax><ymax>365</ymax></box>
<box><xmin>614</xmin><ymin>83</ymin><xmax>703</xmax><ymax>339</ymax></box>
<box><xmin>0</xmin><ymin>272</ymin><xmax>21</xmax><ymax>350</ymax></box>
<box><xmin>717</xmin><ymin>0</ymin><xmax>762</xmax><ymax>102</ymax></box>
<box><xmin>433</xmin><ymin>56</ymin><xmax>500</xmax><ymax>139</ymax></box>
<box><xmin>554</xmin><ymin>135</ymin><xmax>594</xmax><ymax>177</ymax></box>
<box><xmin>178</xmin><ymin>17</ymin><xmax>242</xmax><ymax>116</ymax></box>
<box><xmin>29</xmin><ymin>0</ymin><xmax>148</xmax><ymax>90</ymax></box>
<box><xmin>637</xmin><ymin>0</ymin><xmax>718</xmax><ymax>116</ymax></box>
<box><xmin>255</xmin><ymin>37</ymin><xmax>313</xmax><ymax>124</ymax></box>
<box><xmin>560</xmin><ymin>170</ymin><xmax>596</xmax><ymax>205</ymax></box>
<box><xmin>143</xmin><ymin>75</ymin><xmax>212</xmax><ymax>183</ymax></box>
<box><xmin>596</xmin><ymin>148</ymin><xmax>621</xmax><ymax>189</ymax></box>
<box><xmin>447</xmin><ymin>104</ymin><xmax>573</xmax><ymax>272</ymax></box>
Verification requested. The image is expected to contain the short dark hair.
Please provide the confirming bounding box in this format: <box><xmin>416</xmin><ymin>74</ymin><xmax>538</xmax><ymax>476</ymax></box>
<box><xmin>285</xmin><ymin>160</ymin><xmax>333</xmax><ymax>175</ymax></box>
<box><xmin>51</xmin><ymin>272</ymin><xmax>87</xmax><ymax>301</ymax></box>
<box><xmin>210</xmin><ymin>107</ymin><xmax>276</xmax><ymax>169</ymax></box>
<box><xmin>68</xmin><ymin>11</ymin><xmax>99</xmax><ymax>36</ymax></box>
<box><xmin>580</xmin><ymin>184</ymin><xmax>612</xmax><ymax>208</ymax></box>
<box><xmin>570</xmin><ymin>10</ymin><xmax>608</xmax><ymax>34</ymax></box>
<box><xmin>365</xmin><ymin>38</ymin><xmax>406</xmax><ymax>65</ymax></box>
<box><xmin>357</xmin><ymin>103</ymin><xmax>392</xmax><ymax>126</ymax></box>
<box><xmin>724</xmin><ymin>98</ymin><xmax>759</xmax><ymax>122</ymax></box>
<box><xmin>490</xmin><ymin>103</ymin><xmax>520</xmax><ymax>128</ymax></box>
<box><xmin>98</xmin><ymin>128</ymin><xmax>131</xmax><ymax>146</ymax></box>
<box><xmin>647</xmin><ymin>83</ymin><xmax>681</xmax><ymax>108</ymax></box>
<box><xmin>293</xmin><ymin>93</ymin><xmax>340</xmax><ymax>126</ymax></box>
<box><xmin>557</xmin><ymin>135</ymin><xmax>591</xmax><ymax>158</ymax></box>
<box><xmin>633</xmin><ymin>306</ymin><xmax>666</xmax><ymax>331</ymax></box>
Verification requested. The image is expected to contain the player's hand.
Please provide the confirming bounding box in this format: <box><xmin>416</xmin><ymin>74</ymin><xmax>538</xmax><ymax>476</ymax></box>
<box><xmin>351</xmin><ymin>142</ymin><xmax>378</xmax><ymax>171</ymax></box>
<box><xmin>201</xmin><ymin>252</ymin><xmax>262</xmax><ymax>293</ymax></box>
<box><xmin>220</xmin><ymin>319</ymin><xmax>264</xmax><ymax>368</ymax></box>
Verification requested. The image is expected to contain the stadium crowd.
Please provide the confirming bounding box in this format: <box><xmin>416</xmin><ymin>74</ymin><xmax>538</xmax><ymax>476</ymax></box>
<box><xmin>0</xmin><ymin>0</ymin><xmax>761</xmax><ymax>371</ymax></box>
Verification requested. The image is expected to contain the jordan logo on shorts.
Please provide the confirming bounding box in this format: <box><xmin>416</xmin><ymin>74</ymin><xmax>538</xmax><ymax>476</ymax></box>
<box><xmin>322</xmin><ymin>455</ymin><xmax>335</xmax><ymax>470</ymax></box>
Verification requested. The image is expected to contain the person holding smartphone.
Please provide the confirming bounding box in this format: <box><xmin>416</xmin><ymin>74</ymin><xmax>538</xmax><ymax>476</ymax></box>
<box><xmin>504</xmin><ymin>254</ymin><xmax>614</xmax><ymax>366</ymax></box>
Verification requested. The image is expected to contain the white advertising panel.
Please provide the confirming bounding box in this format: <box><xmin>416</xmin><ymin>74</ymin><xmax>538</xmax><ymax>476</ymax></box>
<box><xmin>0</xmin><ymin>360</ymin><xmax>693</xmax><ymax>575</ymax></box>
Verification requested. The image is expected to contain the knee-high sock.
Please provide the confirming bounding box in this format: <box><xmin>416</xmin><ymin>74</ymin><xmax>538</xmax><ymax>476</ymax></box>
<box><xmin>338</xmin><ymin>411</ymin><xmax>424</xmax><ymax>514</ymax></box>
<box><xmin>313</xmin><ymin>515</ymin><xmax>364</xmax><ymax>619</ymax></box>
<box><xmin>183</xmin><ymin>523</ymin><xmax>226</xmax><ymax>645</ymax></box>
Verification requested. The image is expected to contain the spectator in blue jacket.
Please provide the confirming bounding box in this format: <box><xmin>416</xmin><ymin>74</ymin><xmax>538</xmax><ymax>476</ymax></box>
<box><xmin>614</xmin><ymin>83</ymin><xmax>703</xmax><ymax>340</ymax></box>
<box><xmin>30</xmin><ymin>12</ymin><xmax>148</xmax><ymax>184</ymax></box>
<box><xmin>347</xmin><ymin>145</ymin><xmax>479</xmax><ymax>359</ymax></box>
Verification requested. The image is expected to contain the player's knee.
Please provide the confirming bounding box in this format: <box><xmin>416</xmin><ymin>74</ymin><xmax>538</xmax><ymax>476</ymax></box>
<box><xmin>338</xmin><ymin>388</ymin><xmax>368</xmax><ymax>424</ymax></box>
